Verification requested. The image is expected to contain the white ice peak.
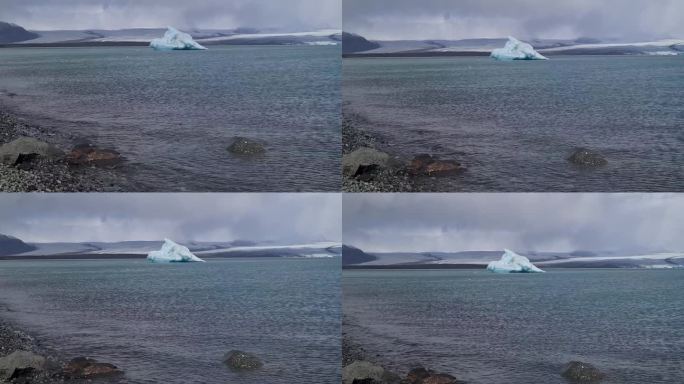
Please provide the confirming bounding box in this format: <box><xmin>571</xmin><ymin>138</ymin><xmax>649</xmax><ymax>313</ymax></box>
<box><xmin>150</xmin><ymin>27</ymin><xmax>207</xmax><ymax>51</ymax></box>
<box><xmin>491</xmin><ymin>36</ymin><xmax>548</xmax><ymax>60</ymax></box>
<box><xmin>487</xmin><ymin>249</ymin><xmax>545</xmax><ymax>273</ymax></box>
<box><xmin>147</xmin><ymin>239</ymin><xmax>206</xmax><ymax>263</ymax></box>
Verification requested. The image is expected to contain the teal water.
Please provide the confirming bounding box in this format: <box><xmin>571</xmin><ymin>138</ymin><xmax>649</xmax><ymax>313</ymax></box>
<box><xmin>343</xmin><ymin>56</ymin><xmax>684</xmax><ymax>191</ymax></box>
<box><xmin>0</xmin><ymin>46</ymin><xmax>341</xmax><ymax>191</ymax></box>
<box><xmin>343</xmin><ymin>269</ymin><xmax>684</xmax><ymax>383</ymax></box>
<box><xmin>0</xmin><ymin>258</ymin><xmax>341</xmax><ymax>383</ymax></box>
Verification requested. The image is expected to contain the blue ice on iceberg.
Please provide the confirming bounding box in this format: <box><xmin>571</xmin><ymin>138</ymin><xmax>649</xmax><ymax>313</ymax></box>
<box><xmin>147</xmin><ymin>239</ymin><xmax>206</xmax><ymax>263</ymax></box>
<box><xmin>491</xmin><ymin>36</ymin><xmax>547</xmax><ymax>60</ymax></box>
<box><xmin>487</xmin><ymin>249</ymin><xmax>545</xmax><ymax>273</ymax></box>
<box><xmin>150</xmin><ymin>27</ymin><xmax>207</xmax><ymax>51</ymax></box>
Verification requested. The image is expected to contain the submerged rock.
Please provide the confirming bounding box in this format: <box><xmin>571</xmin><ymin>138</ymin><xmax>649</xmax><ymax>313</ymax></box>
<box><xmin>0</xmin><ymin>351</ymin><xmax>47</xmax><ymax>380</ymax></box>
<box><xmin>223</xmin><ymin>350</ymin><xmax>263</xmax><ymax>371</ymax></box>
<box><xmin>63</xmin><ymin>357</ymin><xmax>122</xmax><ymax>379</ymax></box>
<box><xmin>0</xmin><ymin>137</ymin><xmax>63</xmax><ymax>165</ymax></box>
<box><xmin>409</xmin><ymin>154</ymin><xmax>464</xmax><ymax>177</ymax></box>
<box><xmin>66</xmin><ymin>142</ymin><xmax>122</xmax><ymax>166</ymax></box>
<box><xmin>227</xmin><ymin>137</ymin><xmax>266</xmax><ymax>156</ymax></box>
<box><xmin>342</xmin><ymin>147</ymin><xmax>391</xmax><ymax>177</ymax></box>
<box><xmin>561</xmin><ymin>361</ymin><xmax>605</xmax><ymax>383</ymax></box>
<box><xmin>568</xmin><ymin>148</ymin><xmax>608</xmax><ymax>167</ymax></box>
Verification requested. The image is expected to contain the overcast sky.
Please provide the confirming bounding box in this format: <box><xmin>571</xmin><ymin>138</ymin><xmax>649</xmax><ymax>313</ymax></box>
<box><xmin>344</xmin><ymin>0</ymin><xmax>684</xmax><ymax>41</ymax></box>
<box><xmin>0</xmin><ymin>194</ymin><xmax>341</xmax><ymax>243</ymax></box>
<box><xmin>344</xmin><ymin>194</ymin><xmax>683</xmax><ymax>254</ymax></box>
<box><xmin>0</xmin><ymin>0</ymin><xmax>341</xmax><ymax>30</ymax></box>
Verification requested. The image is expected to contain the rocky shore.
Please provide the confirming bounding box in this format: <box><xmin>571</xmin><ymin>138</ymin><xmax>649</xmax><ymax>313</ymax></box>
<box><xmin>343</xmin><ymin>316</ymin><xmax>607</xmax><ymax>384</ymax></box>
<box><xmin>0</xmin><ymin>109</ymin><xmax>130</xmax><ymax>192</ymax></box>
<box><xmin>0</xmin><ymin>311</ymin><xmax>124</xmax><ymax>383</ymax></box>
<box><xmin>343</xmin><ymin>113</ymin><xmax>465</xmax><ymax>193</ymax></box>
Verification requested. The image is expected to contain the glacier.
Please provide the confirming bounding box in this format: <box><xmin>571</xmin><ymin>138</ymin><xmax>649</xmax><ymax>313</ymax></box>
<box><xmin>147</xmin><ymin>239</ymin><xmax>206</xmax><ymax>263</ymax></box>
<box><xmin>487</xmin><ymin>249</ymin><xmax>545</xmax><ymax>273</ymax></box>
<box><xmin>491</xmin><ymin>36</ymin><xmax>548</xmax><ymax>60</ymax></box>
<box><xmin>150</xmin><ymin>27</ymin><xmax>207</xmax><ymax>51</ymax></box>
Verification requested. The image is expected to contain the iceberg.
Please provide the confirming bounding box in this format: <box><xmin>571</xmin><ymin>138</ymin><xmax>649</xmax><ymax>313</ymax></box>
<box><xmin>147</xmin><ymin>239</ymin><xmax>206</xmax><ymax>263</ymax></box>
<box><xmin>487</xmin><ymin>249</ymin><xmax>545</xmax><ymax>273</ymax></box>
<box><xmin>150</xmin><ymin>27</ymin><xmax>207</xmax><ymax>51</ymax></box>
<box><xmin>491</xmin><ymin>36</ymin><xmax>548</xmax><ymax>60</ymax></box>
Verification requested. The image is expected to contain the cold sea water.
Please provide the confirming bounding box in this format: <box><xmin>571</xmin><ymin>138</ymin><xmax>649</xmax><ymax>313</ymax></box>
<box><xmin>343</xmin><ymin>55</ymin><xmax>684</xmax><ymax>191</ymax></box>
<box><xmin>343</xmin><ymin>269</ymin><xmax>684</xmax><ymax>383</ymax></box>
<box><xmin>0</xmin><ymin>45</ymin><xmax>340</xmax><ymax>191</ymax></box>
<box><xmin>0</xmin><ymin>258</ymin><xmax>341</xmax><ymax>383</ymax></box>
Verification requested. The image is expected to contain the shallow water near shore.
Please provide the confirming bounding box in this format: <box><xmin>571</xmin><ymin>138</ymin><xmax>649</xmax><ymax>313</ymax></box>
<box><xmin>0</xmin><ymin>258</ymin><xmax>341</xmax><ymax>384</ymax></box>
<box><xmin>0</xmin><ymin>45</ymin><xmax>340</xmax><ymax>191</ymax></box>
<box><xmin>343</xmin><ymin>269</ymin><xmax>684</xmax><ymax>383</ymax></box>
<box><xmin>343</xmin><ymin>55</ymin><xmax>684</xmax><ymax>191</ymax></box>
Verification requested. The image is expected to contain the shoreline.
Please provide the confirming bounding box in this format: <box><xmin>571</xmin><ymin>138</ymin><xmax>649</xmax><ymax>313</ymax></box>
<box><xmin>0</xmin><ymin>303</ymin><xmax>67</xmax><ymax>383</ymax></box>
<box><xmin>342</xmin><ymin>112</ymin><xmax>425</xmax><ymax>192</ymax></box>
<box><xmin>0</xmin><ymin>102</ymin><xmax>132</xmax><ymax>192</ymax></box>
<box><xmin>0</xmin><ymin>299</ymin><xmax>126</xmax><ymax>383</ymax></box>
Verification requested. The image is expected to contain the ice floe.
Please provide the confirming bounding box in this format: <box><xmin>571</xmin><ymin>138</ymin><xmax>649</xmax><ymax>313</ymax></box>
<box><xmin>487</xmin><ymin>249</ymin><xmax>545</xmax><ymax>273</ymax></box>
<box><xmin>491</xmin><ymin>36</ymin><xmax>548</xmax><ymax>60</ymax></box>
<box><xmin>147</xmin><ymin>239</ymin><xmax>206</xmax><ymax>263</ymax></box>
<box><xmin>150</xmin><ymin>27</ymin><xmax>207</xmax><ymax>51</ymax></box>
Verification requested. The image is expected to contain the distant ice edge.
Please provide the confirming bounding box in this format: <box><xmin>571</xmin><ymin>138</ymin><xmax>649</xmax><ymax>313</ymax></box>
<box><xmin>487</xmin><ymin>249</ymin><xmax>545</xmax><ymax>273</ymax></box>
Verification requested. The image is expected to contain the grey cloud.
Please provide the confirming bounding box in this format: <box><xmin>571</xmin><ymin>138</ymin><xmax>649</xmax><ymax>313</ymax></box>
<box><xmin>343</xmin><ymin>0</ymin><xmax>684</xmax><ymax>41</ymax></box>
<box><xmin>0</xmin><ymin>193</ymin><xmax>341</xmax><ymax>243</ymax></box>
<box><xmin>343</xmin><ymin>194</ymin><xmax>684</xmax><ymax>253</ymax></box>
<box><xmin>1</xmin><ymin>0</ymin><xmax>341</xmax><ymax>30</ymax></box>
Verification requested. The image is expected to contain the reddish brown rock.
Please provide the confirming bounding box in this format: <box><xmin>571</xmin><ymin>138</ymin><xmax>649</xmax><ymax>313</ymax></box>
<box><xmin>403</xmin><ymin>367</ymin><xmax>460</xmax><ymax>384</ymax></box>
<box><xmin>63</xmin><ymin>357</ymin><xmax>122</xmax><ymax>379</ymax></box>
<box><xmin>422</xmin><ymin>373</ymin><xmax>459</xmax><ymax>384</ymax></box>
<box><xmin>409</xmin><ymin>154</ymin><xmax>464</xmax><ymax>176</ymax></box>
<box><xmin>66</xmin><ymin>143</ymin><xmax>122</xmax><ymax>166</ymax></box>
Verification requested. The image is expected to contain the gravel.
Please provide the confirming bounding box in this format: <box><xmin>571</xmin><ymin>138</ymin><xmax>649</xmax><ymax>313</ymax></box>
<box><xmin>0</xmin><ymin>110</ymin><xmax>130</xmax><ymax>192</ymax></box>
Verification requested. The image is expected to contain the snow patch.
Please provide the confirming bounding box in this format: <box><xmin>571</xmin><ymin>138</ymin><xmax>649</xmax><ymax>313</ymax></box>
<box><xmin>487</xmin><ymin>249</ymin><xmax>545</xmax><ymax>273</ymax></box>
<box><xmin>147</xmin><ymin>239</ymin><xmax>206</xmax><ymax>263</ymax></box>
<box><xmin>150</xmin><ymin>27</ymin><xmax>207</xmax><ymax>51</ymax></box>
<box><xmin>646</xmin><ymin>51</ymin><xmax>679</xmax><ymax>56</ymax></box>
<box><xmin>491</xmin><ymin>36</ymin><xmax>548</xmax><ymax>60</ymax></box>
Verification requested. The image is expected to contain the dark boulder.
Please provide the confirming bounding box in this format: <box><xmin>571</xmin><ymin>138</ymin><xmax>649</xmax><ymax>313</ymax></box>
<box><xmin>227</xmin><ymin>137</ymin><xmax>266</xmax><ymax>156</ymax></box>
<box><xmin>63</xmin><ymin>357</ymin><xmax>122</xmax><ymax>379</ymax></box>
<box><xmin>343</xmin><ymin>147</ymin><xmax>391</xmax><ymax>177</ymax></box>
<box><xmin>223</xmin><ymin>350</ymin><xmax>263</xmax><ymax>371</ymax></box>
<box><xmin>0</xmin><ymin>137</ymin><xmax>63</xmax><ymax>165</ymax></box>
<box><xmin>0</xmin><ymin>351</ymin><xmax>47</xmax><ymax>380</ymax></box>
<box><xmin>343</xmin><ymin>361</ymin><xmax>400</xmax><ymax>384</ymax></box>
<box><xmin>567</xmin><ymin>148</ymin><xmax>607</xmax><ymax>167</ymax></box>
<box><xmin>561</xmin><ymin>361</ymin><xmax>605</xmax><ymax>382</ymax></box>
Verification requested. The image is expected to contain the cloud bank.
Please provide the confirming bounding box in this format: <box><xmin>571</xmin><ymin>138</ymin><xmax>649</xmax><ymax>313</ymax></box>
<box><xmin>343</xmin><ymin>194</ymin><xmax>683</xmax><ymax>253</ymax></box>
<box><xmin>1</xmin><ymin>0</ymin><xmax>341</xmax><ymax>31</ymax></box>
<box><xmin>344</xmin><ymin>0</ymin><xmax>684</xmax><ymax>41</ymax></box>
<box><xmin>0</xmin><ymin>193</ymin><xmax>341</xmax><ymax>243</ymax></box>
